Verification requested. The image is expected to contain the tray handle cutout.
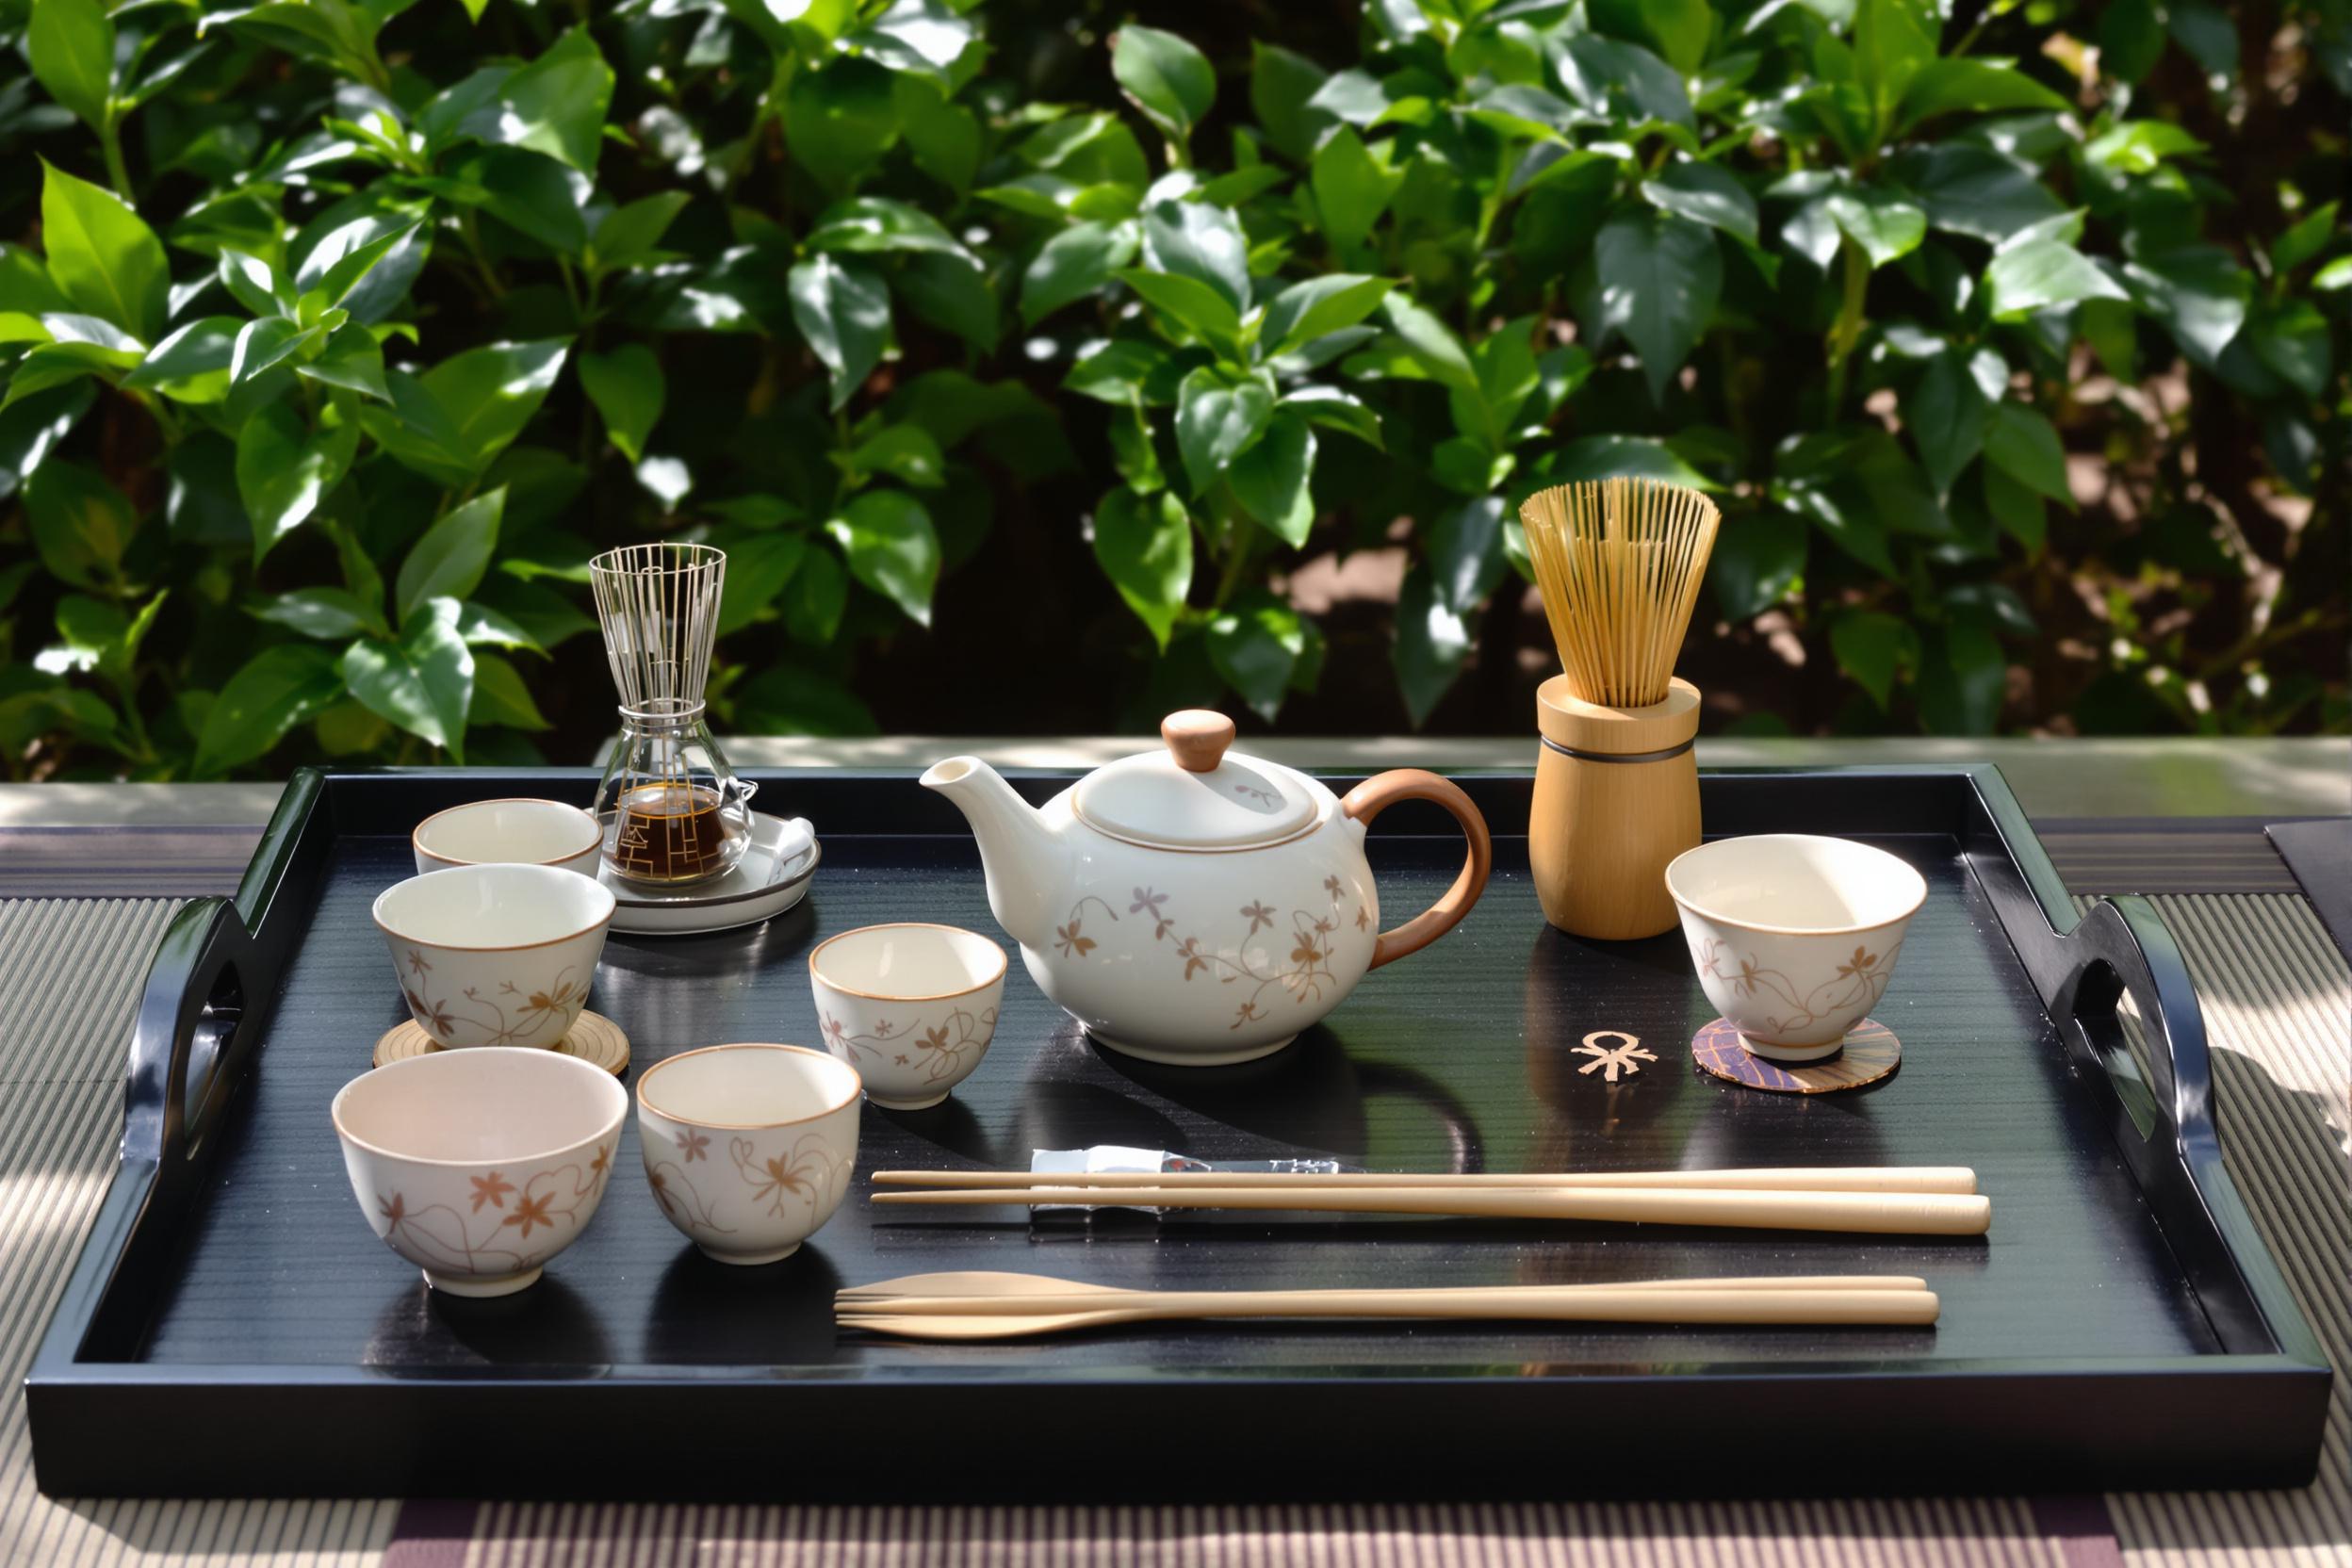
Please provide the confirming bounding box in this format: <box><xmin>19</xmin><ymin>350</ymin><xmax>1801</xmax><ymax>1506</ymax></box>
<box><xmin>126</xmin><ymin>898</ymin><xmax>265</xmax><ymax>1168</ymax></box>
<box><xmin>2047</xmin><ymin>894</ymin><xmax>2204</xmax><ymax>1150</ymax></box>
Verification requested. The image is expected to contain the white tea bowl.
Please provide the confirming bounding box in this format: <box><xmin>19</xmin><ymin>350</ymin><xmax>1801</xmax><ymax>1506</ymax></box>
<box><xmin>332</xmin><ymin>1047</ymin><xmax>628</xmax><ymax>1297</ymax></box>
<box><xmin>635</xmin><ymin>1043</ymin><xmax>862</xmax><ymax>1266</ymax></box>
<box><xmin>413</xmin><ymin>797</ymin><xmax>601</xmax><ymax>877</ymax></box>
<box><xmin>374</xmin><ymin>863</ymin><xmax>615</xmax><ymax>1050</ymax></box>
<box><xmin>808</xmin><ymin>923</ymin><xmax>1006</xmax><ymax>1109</ymax></box>
<box><xmin>1664</xmin><ymin>833</ymin><xmax>1928</xmax><ymax>1062</ymax></box>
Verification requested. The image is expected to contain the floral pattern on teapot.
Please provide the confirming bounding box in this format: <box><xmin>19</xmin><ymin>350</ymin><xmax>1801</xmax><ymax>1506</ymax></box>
<box><xmin>1053</xmin><ymin>877</ymin><xmax>1375</xmax><ymax>1035</ymax></box>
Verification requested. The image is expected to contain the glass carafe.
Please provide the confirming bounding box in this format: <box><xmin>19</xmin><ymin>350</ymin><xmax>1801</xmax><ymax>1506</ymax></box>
<box><xmin>594</xmin><ymin>697</ymin><xmax>757</xmax><ymax>886</ymax></box>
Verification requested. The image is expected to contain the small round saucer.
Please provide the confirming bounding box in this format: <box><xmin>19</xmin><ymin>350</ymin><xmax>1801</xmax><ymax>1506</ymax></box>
<box><xmin>601</xmin><ymin>813</ymin><xmax>818</xmax><ymax>937</ymax></box>
<box><xmin>1691</xmin><ymin>1016</ymin><xmax>1900</xmax><ymax>1094</ymax></box>
<box><xmin>373</xmin><ymin>1009</ymin><xmax>631</xmax><ymax>1075</ymax></box>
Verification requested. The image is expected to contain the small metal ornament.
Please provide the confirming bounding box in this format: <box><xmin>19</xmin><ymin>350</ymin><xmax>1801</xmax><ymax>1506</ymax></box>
<box><xmin>1574</xmin><ymin>1030</ymin><xmax>1656</xmax><ymax>1083</ymax></box>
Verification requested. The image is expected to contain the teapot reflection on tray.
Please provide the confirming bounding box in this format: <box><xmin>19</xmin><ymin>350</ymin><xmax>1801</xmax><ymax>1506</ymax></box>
<box><xmin>922</xmin><ymin>710</ymin><xmax>1495</xmax><ymax>1067</ymax></box>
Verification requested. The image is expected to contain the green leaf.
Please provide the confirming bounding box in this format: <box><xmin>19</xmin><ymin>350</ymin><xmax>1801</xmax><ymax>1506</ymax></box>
<box><xmin>1119</xmin><ymin>270</ymin><xmax>1245</xmax><ymax>351</ymax></box>
<box><xmin>196</xmin><ymin>645</ymin><xmax>344</xmax><ymax>776</ymax></box>
<box><xmin>1207</xmin><ymin>592</ymin><xmax>1305</xmax><ymax>720</ymax></box>
<box><xmin>496</xmin><ymin>26</ymin><xmax>612</xmax><ymax>173</ymax></box>
<box><xmin>846</xmin><ymin>423</ymin><xmax>947</xmax><ymax>489</ymax></box>
<box><xmin>1543</xmin><ymin>434</ymin><xmax>1714</xmax><ymax>489</ymax></box>
<box><xmin>1831</xmin><ymin>611</ymin><xmax>1919</xmax><ymax>710</ymax></box>
<box><xmin>1897</xmin><ymin>58</ymin><xmax>2066</xmax><ymax>130</ymax></box>
<box><xmin>469</xmin><ymin>652</ymin><xmax>550</xmax><ymax>730</ymax></box>
<box><xmin>591</xmin><ymin>193</ymin><xmax>692</xmax><ymax>272</ymax></box>
<box><xmin>341</xmin><ymin>598</ymin><xmax>475</xmax><ymax>758</ymax></box>
<box><xmin>788</xmin><ymin>254</ymin><xmax>890</xmax><ymax>412</ymax></box>
<box><xmin>1589</xmin><ymin>209</ymin><xmax>1722</xmax><ymax>402</ymax></box>
<box><xmin>1430</xmin><ymin>496</ymin><xmax>1507</xmax><ymax>616</ymax></box>
<box><xmin>578</xmin><ymin>345</ymin><xmax>663</xmax><ymax>465</ymax></box>
<box><xmin>1907</xmin><ymin>347</ymin><xmax>2001</xmax><ymax>498</ymax></box>
<box><xmin>425</xmin><ymin>338</ymin><xmax>571</xmax><ymax>479</ymax></box>
<box><xmin>236</xmin><ymin>400</ymin><xmax>358</xmax><ymax>561</ymax></box>
<box><xmin>895</xmin><ymin>253</ymin><xmax>1000</xmax><ymax>354</ymax></box>
<box><xmin>1174</xmin><ymin>365</ymin><xmax>1274</xmax><ymax>496</ymax></box>
<box><xmin>2249</xmin><ymin>301</ymin><xmax>2333</xmax><ymax>400</ymax></box>
<box><xmin>1021</xmin><ymin>220</ymin><xmax>1139</xmax><ymax>326</ymax></box>
<box><xmin>1642</xmin><ymin>163</ymin><xmax>1758</xmax><ymax>245</ymax></box>
<box><xmin>1709</xmin><ymin>511</ymin><xmax>1807</xmax><ymax>620</ymax></box>
<box><xmin>785</xmin><ymin>58</ymin><xmax>901</xmax><ymax>194</ymax></box>
<box><xmin>2121</xmin><ymin>248</ymin><xmax>2250</xmax><ymax>367</ymax></box>
<box><xmin>1258</xmin><ymin>274</ymin><xmax>1392</xmax><ymax>358</ymax></box>
<box><xmin>826</xmin><ymin>489</ymin><xmax>939</xmax><ymax>627</ymax></box>
<box><xmin>28</xmin><ymin>0</ymin><xmax>115</xmax><ymax>131</ymax></box>
<box><xmin>2166</xmin><ymin>0</ymin><xmax>2238</xmax><ymax>75</ymax></box>
<box><xmin>714</xmin><ymin>531</ymin><xmax>808</xmax><ymax>635</ymax></box>
<box><xmin>40</xmin><ymin>159</ymin><xmax>167</xmax><ymax>344</ymax></box>
<box><xmin>1312</xmin><ymin>127</ymin><xmax>1406</xmax><ymax>255</ymax></box>
<box><xmin>1984</xmin><ymin>238</ymin><xmax>2128</xmax><ymax>319</ymax></box>
<box><xmin>1393</xmin><ymin>566</ymin><xmax>1470</xmax><ymax>727</ymax></box>
<box><xmin>806</xmin><ymin>196</ymin><xmax>972</xmax><ymax>260</ymax></box>
<box><xmin>1918</xmin><ymin>614</ymin><xmax>2005</xmax><ymax>735</ymax></box>
<box><xmin>1591</xmin><ymin>0</ymin><xmax>1712</xmax><ymax>76</ymax></box>
<box><xmin>1854</xmin><ymin>0</ymin><xmax>1937</xmax><ymax>133</ymax></box>
<box><xmin>1113</xmin><ymin>24</ymin><xmax>1215</xmax><ymax>144</ymax></box>
<box><xmin>2099</xmin><ymin>0</ymin><xmax>2165</xmax><ymax>83</ymax></box>
<box><xmin>397</xmin><ymin>488</ymin><xmax>505</xmax><ymax>625</ymax></box>
<box><xmin>1227</xmin><ymin>412</ymin><xmax>1316</xmax><ymax>546</ymax></box>
<box><xmin>249</xmin><ymin>586</ymin><xmax>381</xmax><ymax>641</ymax></box>
<box><xmin>1983</xmin><ymin>462</ymin><xmax>2045</xmax><ymax>551</ymax></box>
<box><xmin>298</xmin><ymin>218</ymin><xmax>424</xmax><ymax>313</ymax></box>
<box><xmin>24</xmin><ymin>458</ymin><xmax>138</xmax><ymax>592</ymax></box>
<box><xmin>1142</xmin><ymin>198</ymin><xmax>1253</xmax><ymax>316</ymax></box>
<box><xmin>1824</xmin><ymin>183</ymin><xmax>1926</xmax><ymax>268</ymax></box>
<box><xmin>1093</xmin><ymin>487</ymin><xmax>1194</xmax><ymax>649</ymax></box>
<box><xmin>2270</xmin><ymin>202</ymin><xmax>2341</xmax><ymax>277</ymax></box>
<box><xmin>1379</xmin><ymin>294</ymin><xmax>1478</xmax><ymax>391</ymax></box>
<box><xmin>1282</xmin><ymin>385</ymin><xmax>1382</xmax><ymax>449</ymax></box>
<box><xmin>849</xmin><ymin>0</ymin><xmax>975</xmax><ymax>82</ymax></box>
<box><xmin>1897</xmin><ymin>145</ymin><xmax>2065</xmax><ymax>243</ymax></box>
<box><xmin>2084</xmin><ymin>120</ymin><xmax>2208</xmax><ymax>174</ymax></box>
<box><xmin>232</xmin><ymin>316</ymin><xmax>326</xmax><ymax>385</ymax></box>
<box><xmin>1251</xmin><ymin>42</ymin><xmax>1335</xmax><ymax>164</ymax></box>
<box><xmin>122</xmin><ymin>317</ymin><xmax>240</xmax><ymax>403</ymax></box>
<box><xmin>1982</xmin><ymin>402</ymin><xmax>2072</xmax><ymax>509</ymax></box>
<box><xmin>297</xmin><ymin>322</ymin><xmax>390</xmax><ymax>402</ymax></box>
<box><xmin>782</xmin><ymin>546</ymin><xmax>848</xmax><ymax>645</ymax></box>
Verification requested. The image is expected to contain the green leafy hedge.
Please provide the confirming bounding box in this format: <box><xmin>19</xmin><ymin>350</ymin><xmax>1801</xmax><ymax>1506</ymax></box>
<box><xmin>1</xmin><ymin>0</ymin><xmax>2344</xmax><ymax>777</ymax></box>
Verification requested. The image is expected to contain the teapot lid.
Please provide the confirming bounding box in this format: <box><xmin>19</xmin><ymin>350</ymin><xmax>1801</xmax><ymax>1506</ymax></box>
<box><xmin>1073</xmin><ymin>711</ymin><xmax>1321</xmax><ymax>850</ymax></box>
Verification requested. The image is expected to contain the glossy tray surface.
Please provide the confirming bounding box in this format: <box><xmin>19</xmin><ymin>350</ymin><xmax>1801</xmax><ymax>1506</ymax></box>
<box><xmin>26</xmin><ymin>767</ymin><xmax>2329</xmax><ymax>1499</ymax></box>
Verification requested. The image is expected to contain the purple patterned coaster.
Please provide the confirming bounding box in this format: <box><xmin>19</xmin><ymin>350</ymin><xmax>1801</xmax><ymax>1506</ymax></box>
<box><xmin>1691</xmin><ymin>1017</ymin><xmax>1901</xmax><ymax>1094</ymax></box>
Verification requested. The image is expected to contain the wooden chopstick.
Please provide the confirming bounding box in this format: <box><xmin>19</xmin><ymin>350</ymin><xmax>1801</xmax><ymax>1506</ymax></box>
<box><xmin>872</xmin><ymin>1184</ymin><xmax>1993</xmax><ymax>1235</ymax></box>
<box><xmin>841</xmin><ymin>1275</ymin><xmax>1934</xmax><ymax>1311</ymax></box>
<box><xmin>872</xmin><ymin>1166</ymin><xmax>1979</xmax><ymax>1195</ymax></box>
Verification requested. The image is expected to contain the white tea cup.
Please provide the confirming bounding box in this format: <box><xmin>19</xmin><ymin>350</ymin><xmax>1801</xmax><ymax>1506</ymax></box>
<box><xmin>374</xmin><ymin>864</ymin><xmax>615</xmax><ymax>1050</ymax></box>
<box><xmin>1664</xmin><ymin>833</ymin><xmax>1926</xmax><ymax>1062</ymax></box>
<box><xmin>635</xmin><ymin>1043</ymin><xmax>861</xmax><ymax>1265</ymax></box>
<box><xmin>413</xmin><ymin>797</ymin><xmax>601</xmax><ymax>877</ymax></box>
<box><xmin>808</xmin><ymin>923</ymin><xmax>1006</xmax><ymax>1109</ymax></box>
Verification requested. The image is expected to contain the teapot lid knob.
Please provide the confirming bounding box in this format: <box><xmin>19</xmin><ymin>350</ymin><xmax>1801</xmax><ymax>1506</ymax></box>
<box><xmin>1161</xmin><ymin>710</ymin><xmax>1234</xmax><ymax>773</ymax></box>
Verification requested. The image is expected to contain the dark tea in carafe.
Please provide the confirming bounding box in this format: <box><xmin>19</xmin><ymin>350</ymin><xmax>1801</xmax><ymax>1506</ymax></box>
<box><xmin>609</xmin><ymin>783</ymin><xmax>736</xmax><ymax>883</ymax></box>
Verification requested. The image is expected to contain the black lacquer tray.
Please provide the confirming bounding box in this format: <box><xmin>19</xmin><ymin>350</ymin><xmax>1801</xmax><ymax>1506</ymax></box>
<box><xmin>26</xmin><ymin>766</ymin><xmax>2329</xmax><ymax>1498</ymax></box>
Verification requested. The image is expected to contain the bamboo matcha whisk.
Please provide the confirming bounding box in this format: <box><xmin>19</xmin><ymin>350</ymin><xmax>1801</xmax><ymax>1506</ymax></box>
<box><xmin>1521</xmin><ymin>478</ymin><xmax>1722</xmax><ymax>940</ymax></box>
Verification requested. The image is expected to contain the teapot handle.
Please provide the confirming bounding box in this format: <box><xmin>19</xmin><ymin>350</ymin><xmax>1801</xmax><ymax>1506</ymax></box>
<box><xmin>1340</xmin><ymin>770</ymin><xmax>1494</xmax><ymax>971</ymax></box>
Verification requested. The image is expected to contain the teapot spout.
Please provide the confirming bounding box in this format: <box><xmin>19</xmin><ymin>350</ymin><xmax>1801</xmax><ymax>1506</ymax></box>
<box><xmin>920</xmin><ymin>757</ymin><xmax>1065</xmax><ymax>952</ymax></box>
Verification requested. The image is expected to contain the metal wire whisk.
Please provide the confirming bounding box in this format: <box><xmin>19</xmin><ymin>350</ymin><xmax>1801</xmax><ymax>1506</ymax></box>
<box><xmin>588</xmin><ymin>543</ymin><xmax>727</xmax><ymax>716</ymax></box>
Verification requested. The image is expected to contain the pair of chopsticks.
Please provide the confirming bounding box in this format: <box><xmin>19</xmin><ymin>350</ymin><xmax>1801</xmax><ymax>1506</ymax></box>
<box><xmin>837</xmin><ymin>1269</ymin><xmax>1942</xmax><ymax>1340</ymax></box>
<box><xmin>871</xmin><ymin>1166</ymin><xmax>1991</xmax><ymax>1236</ymax></box>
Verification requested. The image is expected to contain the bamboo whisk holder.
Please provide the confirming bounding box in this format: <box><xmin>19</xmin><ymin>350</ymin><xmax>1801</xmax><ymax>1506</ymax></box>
<box><xmin>1530</xmin><ymin>675</ymin><xmax>1700</xmax><ymax>941</ymax></box>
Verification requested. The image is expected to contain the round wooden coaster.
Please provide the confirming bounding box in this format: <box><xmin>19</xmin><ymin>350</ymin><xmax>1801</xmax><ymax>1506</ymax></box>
<box><xmin>372</xmin><ymin>1009</ymin><xmax>630</xmax><ymax>1075</ymax></box>
<box><xmin>1690</xmin><ymin>1017</ymin><xmax>1900</xmax><ymax>1094</ymax></box>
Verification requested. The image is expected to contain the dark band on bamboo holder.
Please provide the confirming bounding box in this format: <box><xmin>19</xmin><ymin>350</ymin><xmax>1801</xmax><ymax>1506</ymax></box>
<box><xmin>1539</xmin><ymin>735</ymin><xmax>1696</xmax><ymax>764</ymax></box>
<box><xmin>1529</xmin><ymin>675</ymin><xmax>1704</xmax><ymax>941</ymax></box>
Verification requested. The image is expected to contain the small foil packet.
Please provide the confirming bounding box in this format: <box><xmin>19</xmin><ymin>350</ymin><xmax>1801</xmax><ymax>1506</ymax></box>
<box><xmin>1025</xmin><ymin>1146</ymin><xmax>1347</xmax><ymax>1226</ymax></box>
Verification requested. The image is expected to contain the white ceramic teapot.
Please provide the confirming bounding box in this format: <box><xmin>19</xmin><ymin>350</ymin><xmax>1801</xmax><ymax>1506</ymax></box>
<box><xmin>921</xmin><ymin>711</ymin><xmax>1493</xmax><ymax>1066</ymax></box>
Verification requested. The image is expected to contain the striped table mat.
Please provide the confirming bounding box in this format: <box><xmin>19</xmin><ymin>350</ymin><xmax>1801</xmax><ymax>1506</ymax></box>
<box><xmin>0</xmin><ymin>894</ymin><xmax>2342</xmax><ymax>1568</ymax></box>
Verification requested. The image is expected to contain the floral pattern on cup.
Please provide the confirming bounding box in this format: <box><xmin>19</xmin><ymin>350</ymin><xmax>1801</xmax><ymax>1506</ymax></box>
<box><xmin>399</xmin><ymin>950</ymin><xmax>586</xmax><ymax>1047</ymax></box>
<box><xmin>371</xmin><ymin>1146</ymin><xmax>612</xmax><ymax>1280</ymax></box>
<box><xmin>1693</xmin><ymin>935</ymin><xmax>1902</xmax><ymax>1042</ymax></box>
<box><xmin>819</xmin><ymin>1004</ymin><xmax>997</xmax><ymax>1089</ymax></box>
<box><xmin>1054</xmin><ymin>881</ymin><xmax>1371</xmax><ymax>1034</ymax></box>
<box><xmin>636</xmin><ymin>1043</ymin><xmax>863</xmax><ymax>1266</ymax></box>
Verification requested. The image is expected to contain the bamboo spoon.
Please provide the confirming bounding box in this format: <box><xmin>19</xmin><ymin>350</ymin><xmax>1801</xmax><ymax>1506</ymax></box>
<box><xmin>835</xmin><ymin>1273</ymin><xmax>1941</xmax><ymax>1341</ymax></box>
<box><xmin>872</xmin><ymin>1167</ymin><xmax>1980</xmax><ymax>1196</ymax></box>
<box><xmin>871</xmin><ymin>1184</ymin><xmax>1993</xmax><ymax>1235</ymax></box>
